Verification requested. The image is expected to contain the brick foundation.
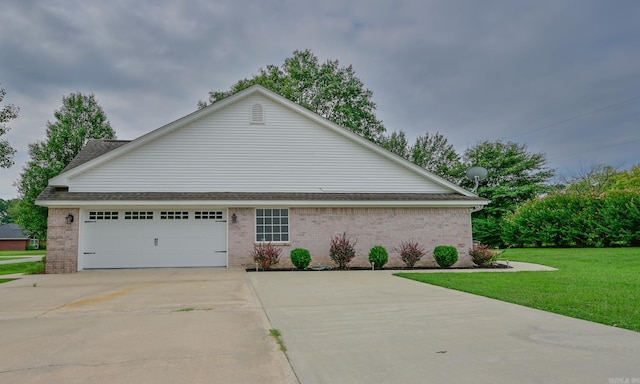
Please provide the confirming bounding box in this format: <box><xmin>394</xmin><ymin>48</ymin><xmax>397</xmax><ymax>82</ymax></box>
<box><xmin>45</xmin><ymin>208</ymin><xmax>79</xmax><ymax>273</ymax></box>
<box><xmin>228</xmin><ymin>207</ymin><xmax>473</xmax><ymax>269</ymax></box>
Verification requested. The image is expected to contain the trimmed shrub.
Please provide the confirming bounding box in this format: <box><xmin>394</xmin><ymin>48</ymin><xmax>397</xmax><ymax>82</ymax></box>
<box><xmin>330</xmin><ymin>232</ymin><xmax>357</xmax><ymax>270</ymax></box>
<box><xmin>469</xmin><ymin>244</ymin><xmax>499</xmax><ymax>266</ymax></box>
<box><xmin>502</xmin><ymin>190</ymin><xmax>640</xmax><ymax>247</ymax></box>
<box><xmin>290</xmin><ymin>248</ymin><xmax>312</xmax><ymax>269</ymax></box>
<box><xmin>251</xmin><ymin>242</ymin><xmax>282</xmax><ymax>270</ymax></box>
<box><xmin>395</xmin><ymin>240</ymin><xmax>426</xmax><ymax>268</ymax></box>
<box><xmin>368</xmin><ymin>245</ymin><xmax>388</xmax><ymax>269</ymax></box>
<box><xmin>434</xmin><ymin>245</ymin><xmax>458</xmax><ymax>268</ymax></box>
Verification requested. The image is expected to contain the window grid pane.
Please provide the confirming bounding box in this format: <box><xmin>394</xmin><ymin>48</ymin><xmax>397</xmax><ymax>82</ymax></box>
<box><xmin>255</xmin><ymin>208</ymin><xmax>289</xmax><ymax>242</ymax></box>
<box><xmin>89</xmin><ymin>211</ymin><xmax>119</xmax><ymax>220</ymax></box>
<box><xmin>124</xmin><ymin>211</ymin><xmax>153</xmax><ymax>220</ymax></box>
<box><xmin>194</xmin><ymin>211</ymin><xmax>223</xmax><ymax>220</ymax></box>
<box><xmin>160</xmin><ymin>211</ymin><xmax>189</xmax><ymax>220</ymax></box>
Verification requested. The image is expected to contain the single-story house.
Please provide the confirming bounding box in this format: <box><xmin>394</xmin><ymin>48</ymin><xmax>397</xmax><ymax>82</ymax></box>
<box><xmin>36</xmin><ymin>85</ymin><xmax>489</xmax><ymax>273</ymax></box>
<box><xmin>0</xmin><ymin>223</ymin><xmax>32</xmax><ymax>251</ymax></box>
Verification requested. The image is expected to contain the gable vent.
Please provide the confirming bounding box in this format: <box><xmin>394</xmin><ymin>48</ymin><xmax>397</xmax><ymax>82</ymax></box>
<box><xmin>250</xmin><ymin>103</ymin><xmax>264</xmax><ymax>124</ymax></box>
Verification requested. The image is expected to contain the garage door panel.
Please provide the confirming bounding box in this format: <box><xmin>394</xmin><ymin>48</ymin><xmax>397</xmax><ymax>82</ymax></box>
<box><xmin>82</xmin><ymin>210</ymin><xmax>227</xmax><ymax>269</ymax></box>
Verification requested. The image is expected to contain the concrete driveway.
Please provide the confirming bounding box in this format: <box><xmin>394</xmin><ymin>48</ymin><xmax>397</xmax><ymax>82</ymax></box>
<box><xmin>249</xmin><ymin>270</ymin><xmax>640</xmax><ymax>384</ymax></box>
<box><xmin>0</xmin><ymin>269</ymin><xmax>297</xmax><ymax>384</ymax></box>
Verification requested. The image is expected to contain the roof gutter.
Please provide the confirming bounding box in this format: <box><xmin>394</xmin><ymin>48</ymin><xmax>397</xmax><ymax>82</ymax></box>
<box><xmin>37</xmin><ymin>199</ymin><xmax>489</xmax><ymax>209</ymax></box>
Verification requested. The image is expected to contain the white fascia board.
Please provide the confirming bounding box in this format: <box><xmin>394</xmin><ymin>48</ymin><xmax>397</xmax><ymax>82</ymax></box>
<box><xmin>37</xmin><ymin>199</ymin><xmax>489</xmax><ymax>209</ymax></box>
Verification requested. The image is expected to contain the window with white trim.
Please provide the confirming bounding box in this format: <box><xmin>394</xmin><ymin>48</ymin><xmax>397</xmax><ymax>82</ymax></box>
<box><xmin>160</xmin><ymin>211</ymin><xmax>188</xmax><ymax>220</ymax></box>
<box><xmin>256</xmin><ymin>208</ymin><xmax>289</xmax><ymax>242</ymax></box>
<box><xmin>29</xmin><ymin>238</ymin><xmax>39</xmax><ymax>249</ymax></box>
<box><xmin>89</xmin><ymin>211</ymin><xmax>119</xmax><ymax>220</ymax></box>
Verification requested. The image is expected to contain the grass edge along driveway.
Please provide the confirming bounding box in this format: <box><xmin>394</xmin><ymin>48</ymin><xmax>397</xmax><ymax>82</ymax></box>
<box><xmin>396</xmin><ymin>248</ymin><xmax>640</xmax><ymax>333</ymax></box>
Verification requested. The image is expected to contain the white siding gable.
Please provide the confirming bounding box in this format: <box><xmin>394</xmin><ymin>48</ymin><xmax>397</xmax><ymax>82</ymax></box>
<box><xmin>64</xmin><ymin>91</ymin><xmax>457</xmax><ymax>194</ymax></box>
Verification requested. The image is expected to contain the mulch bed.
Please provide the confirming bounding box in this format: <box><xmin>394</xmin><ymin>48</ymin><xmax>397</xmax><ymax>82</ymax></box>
<box><xmin>246</xmin><ymin>262</ymin><xmax>512</xmax><ymax>272</ymax></box>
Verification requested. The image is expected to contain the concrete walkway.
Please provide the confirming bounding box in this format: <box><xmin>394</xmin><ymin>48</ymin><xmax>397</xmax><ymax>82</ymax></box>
<box><xmin>249</xmin><ymin>268</ymin><xmax>640</xmax><ymax>384</ymax></box>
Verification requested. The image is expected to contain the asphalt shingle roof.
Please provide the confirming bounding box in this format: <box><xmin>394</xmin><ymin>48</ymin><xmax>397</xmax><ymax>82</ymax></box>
<box><xmin>61</xmin><ymin>139</ymin><xmax>131</xmax><ymax>173</ymax></box>
<box><xmin>0</xmin><ymin>223</ymin><xmax>29</xmax><ymax>239</ymax></box>
<box><xmin>38</xmin><ymin>187</ymin><xmax>487</xmax><ymax>203</ymax></box>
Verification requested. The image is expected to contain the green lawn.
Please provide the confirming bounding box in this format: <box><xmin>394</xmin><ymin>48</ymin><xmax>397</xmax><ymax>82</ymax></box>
<box><xmin>396</xmin><ymin>248</ymin><xmax>640</xmax><ymax>332</ymax></box>
<box><xmin>0</xmin><ymin>250</ymin><xmax>46</xmax><ymax>257</ymax></box>
<box><xmin>0</xmin><ymin>262</ymin><xmax>43</xmax><ymax>276</ymax></box>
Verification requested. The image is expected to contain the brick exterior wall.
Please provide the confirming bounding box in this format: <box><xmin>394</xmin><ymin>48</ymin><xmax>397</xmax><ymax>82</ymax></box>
<box><xmin>46</xmin><ymin>206</ymin><xmax>473</xmax><ymax>273</ymax></box>
<box><xmin>45</xmin><ymin>208</ymin><xmax>79</xmax><ymax>273</ymax></box>
<box><xmin>228</xmin><ymin>207</ymin><xmax>473</xmax><ymax>269</ymax></box>
<box><xmin>0</xmin><ymin>240</ymin><xmax>29</xmax><ymax>251</ymax></box>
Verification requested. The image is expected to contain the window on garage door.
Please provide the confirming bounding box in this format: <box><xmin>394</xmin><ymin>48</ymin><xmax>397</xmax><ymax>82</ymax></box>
<box><xmin>89</xmin><ymin>211</ymin><xmax>119</xmax><ymax>220</ymax></box>
<box><xmin>160</xmin><ymin>211</ymin><xmax>189</xmax><ymax>219</ymax></box>
<box><xmin>256</xmin><ymin>208</ymin><xmax>289</xmax><ymax>242</ymax></box>
<box><xmin>124</xmin><ymin>211</ymin><xmax>153</xmax><ymax>220</ymax></box>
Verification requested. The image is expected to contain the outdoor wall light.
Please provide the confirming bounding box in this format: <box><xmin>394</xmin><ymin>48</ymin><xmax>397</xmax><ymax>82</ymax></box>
<box><xmin>66</xmin><ymin>214</ymin><xmax>74</xmax><ymax>224</ymax></box>
<box><xmin>231</xmin><ymin>213</ymin><xmax>237</xmax><ymax>223</ymax></box>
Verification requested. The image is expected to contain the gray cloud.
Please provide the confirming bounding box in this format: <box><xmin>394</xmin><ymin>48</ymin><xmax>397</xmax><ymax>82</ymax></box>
<box><xmin>1</xmin><ymin>0</ymin><xmax>639</xmax><ymax>198</ymax></box>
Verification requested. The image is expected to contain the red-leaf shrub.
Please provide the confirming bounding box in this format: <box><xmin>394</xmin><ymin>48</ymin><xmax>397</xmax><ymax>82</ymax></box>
<box><xmin>330</xmin><ymin>232</ymin><xmax>357</xmax><ymax>270</ymax></box>
<box><xmin>469</xmin><ymin>244</ymin><xmax>499</xmax><ymax>266</ymax></box>
<box><xmin>395</xmin><ymin>241</ymin><xmax>425</xmax><ymax>268</ymax></box>
<box><xmin>251</xmin><ymin>242</ymin><xmax>282</xmax><ymax>270</ymax></box>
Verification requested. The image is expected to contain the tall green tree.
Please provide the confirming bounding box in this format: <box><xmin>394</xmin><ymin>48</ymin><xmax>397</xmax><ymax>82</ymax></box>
<box><xmin>560</xmin><ymin>164</ymin><xmax>620</xmax><ymax>194</ymax></box>
<box><xmin>0</xmin><ymin>198</ymin><xmax>18</xmax><ymax>224</ymax></box>
<box><xmin>410</xmin><ymin>132</ymin><xmax>462</xmax><ymax>182</ymax></box>
<box><xmin>15</xmin><ymin>93</ymin><xmax>116</xmax><ymax>238</ymax></box>
<box><xmin>610</xmin><ymin>164</ymin><xmax>640</xmax><ymax>191</ymax></box>
<box><xmin>379</xmin><ymin>130</ymin><xmax>410</xmax><ymax>158</ymax></box>
<box><xmin>379</xmin><ymin>130</ymin><xmax>463</xmax><ymax>182</ymax></box>
<box><xmin>560</xmin><ymin>164</ymin><xmax>640</xmax><ymax>193</ymax></box>
<box><xmin>459</xmin><ymin>140</ymin><xmax>555</xmax><ymax>246</ymax></box>
<box><xmin>0</xmin><ymin>84</ymin><xmax>20</xmax><ymax>168</ymax></box>
<box><xmin>199</xmin><ymin>49</ymin><xmax>386</xmax><ymax>142</ymax></box>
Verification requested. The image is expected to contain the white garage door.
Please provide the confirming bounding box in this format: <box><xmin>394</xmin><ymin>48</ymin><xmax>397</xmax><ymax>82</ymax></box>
<box><xmin>82</xmin><ymin>209</ymin><xmax>227</xmax><ymax>269</ymax></box>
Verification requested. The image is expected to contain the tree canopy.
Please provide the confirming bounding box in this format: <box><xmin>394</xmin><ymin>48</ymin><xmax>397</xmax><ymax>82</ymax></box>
<box><xmin>199</xmin><ymin>49</ymin><xmax>386</xmax><ymax>142</ymax></box>
<box><xmin>15</xmin><ymin>93</ymin><xmax>116</xmax><ymax>238</ymax></box>
<box><xmin>410</xmin><ymin>132</ymin><xmax>462</xmax><ymax>183</ymax></box>
<box><xmin>559</xmin><ymin>164</ymin><xmax>620</xmax><ymax>194</ymax></box>
<box><xmin>0</xmin><ymin>84</ymin><xmax>20</xmax><ymax>168</ymax></box>
<box><xmin>459</xmin><ymin>140</ymin><xmax>555</xmax><ymax>246</ymax></box>
<box><xmin>379</xmin><ymin>130</ymin><xmax>410</xmax><ymax>159</ymax></box>
<box><xmin>611</xmin><ymin>164</ymin><xmax>640</xmax><ymax>190</ymax></box>
<box><xmin>0</xmin><ymin>198</ymin><xmax>18</xmax><ymax>225</ymax></box>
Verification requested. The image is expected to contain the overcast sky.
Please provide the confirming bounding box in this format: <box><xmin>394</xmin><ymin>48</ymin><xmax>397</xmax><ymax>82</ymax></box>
<box><xmin>1</xmin><ymin>0</ymin><xmax>639</xmax><ymax>199</ymax></box>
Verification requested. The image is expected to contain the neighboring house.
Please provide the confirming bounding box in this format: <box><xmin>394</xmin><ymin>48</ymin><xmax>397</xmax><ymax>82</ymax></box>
<box><xmin>0</xmin><ymin>223</ymin><xmax>31</xmax><ymax>251</ymax></box>
<box><xmin>36</xmin><ymin>85</ymin><xmax>489</xmax><ymax>273</ymax></box>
